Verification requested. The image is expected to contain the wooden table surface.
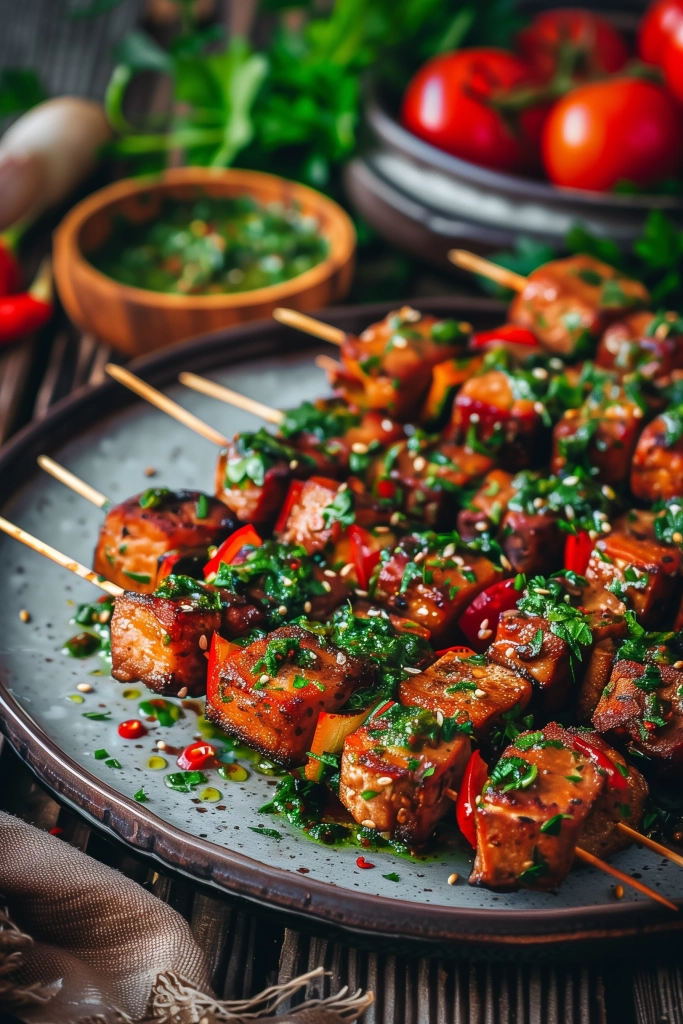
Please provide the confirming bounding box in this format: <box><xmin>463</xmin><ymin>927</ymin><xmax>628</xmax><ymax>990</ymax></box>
<box><xmin>0</xmin><ymin>2</ymin><xmax>682</xmax><ymax>1021</ymax></box>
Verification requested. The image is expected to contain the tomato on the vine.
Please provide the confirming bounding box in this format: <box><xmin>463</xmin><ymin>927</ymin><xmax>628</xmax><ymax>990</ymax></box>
<box><xmin>517</xmin><ymin>8</ymin><xmax>629</xmax><ymax>83</ymax></box>
<box><xmin>663</xmin><ymin>20</ymin><xmax>683</xmax><ymax>104</ymax></box>
<box><xmin>541</xmin><ymin>77</ymin><xmax>683</xmax><ymax>191</ymax></box>
<box><xmin>639</xmin><ymin>0</ymin><xmax>683</xmax><ymax>64</ymax></box>
<box><xmin>401</xmin><ymin>48</ymin><xmax>548</xmax><ymax>174</ymax></box>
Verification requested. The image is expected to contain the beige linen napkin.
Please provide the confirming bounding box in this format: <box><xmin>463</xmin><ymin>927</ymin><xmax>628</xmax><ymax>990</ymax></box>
<box><xmin>0</xmin><ymin>812</ymin><xmax>371</xmax><ymax>1024</ymax></box>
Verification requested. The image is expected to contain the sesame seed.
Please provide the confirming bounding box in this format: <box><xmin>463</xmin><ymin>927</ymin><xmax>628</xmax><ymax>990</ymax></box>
<box><xmin>675</xmin><ymin>661</ymin><xmax>683</xmax><ymax>669</ymax></box>
<box><xmin>144</xmin><ymin>466</ymin><xmax>156</xmax><ymax>477</ymax></box>
<box><xmin>673</xmin><ymin>532</ymin><xmax>683</xmax><ymax>544</ymax></box>
<box><xmin>534</xmin><ymin>588</ymin><xmax>550</xmax><ymax>595</ymax></box>
<box><xmin>563</xmin><ymin>475</ymin><xmax>578</xmax><ymax>486</ymax></box>
<box><xmin>501</xmin><ymin>555</ymin><xmax>512</xmax><ymax>571</ymax></box>
<box><xmin>361</xmin><ymin>819</ymin><xmax>376</xmax><ymax>829</ymax></box>
<box><xmin>336</xmin><ymin>651</ymin><xmax>347</xmax><ymax>665</ymax></box>
<box><xmin>99</xmin><ymin>610</ymin><xmax>111</xmax><ymax>623</ymax></box>
<box><xmin>157</xmin><ymin>740</ymin><xmax>167</xmax><ymax>750</ymax></box>
<box><xmin>613</xmin><ymin>884</ymin><xmax>624</xmax><ymax>900</ymax></box>
<box><xmin>76</xmin><ymin>682</ymin><xmax>92</xmax><ymax>693</ymax></box>
<box><xmin>375</xmin><ymin>525</ymin><xmax>390</xmax><ymax>534</ymax></box>
<box><xmin>479</xmin><ymin>618</ymin><xmax>489</xmax><ymax>631</ymax></box>
<box><xmin>392</xmin><ymin>335</ymin><xmax>408</xmax><ymax>349</ymax></box>
<box><xmin>442</xmin><ymin>543</ymin><xmax>456</xmax><ymax>558</ymax></box>
<box><xmin>289</xmin><ymin>459</ymin><xmax>299</xmax><ymax>470</ymax></box>
<box><xmin>352</xmin><ymin>442</ymin><xmax>369</xmax><ymax>455</ymax></box>
<box><xmin>601</xmin><ymin>522</ymin><xmax>612</xmax><ymax>533</ymax></box>
<box><xmin>475</xmin><ymin>795</ymin><xmax>482</xmax><ymax>805</ymax></box>
<box><xmin>355</xmin><ymin>589</ymin><xmax>368</xmax><ymax>597</ymax></box>
<box><xmin>177</xmin><ymin>687</ymin><xmax>188</xmax><ymax>699</ymax></box>
<box><xmin>448</xmin><ymin>873</ymin><xmax>459</xmax><ymax>885</ymax></box>
<box><xmin>454</xmin><ymin>555</ymin><xmax>464</xmax><ymax>566</ymax></box>
<box><xmin>338</xmin><ymin>482</ymin><xmax>348</xmax><ymax>492</ymax></box>
<box><xmin>414</xmin><ymin>551</ymin><xmax>426</xmax><ymax>563</ymax></box>
<box><xmin>601</xmin><ymin>485</ymin><xmax>616</xmax><ymax>500</ymax></box>
<box><xmin>436</xmin><ymin>711</ymin><xmax>444</xmax><ymax>726</ymax></box>
<box><xmin>469</xmin><ymin>413</ymin><xmax>480</xmax><ymax>424</ymax></box>
<box><xmin>404</xmin><ymin>666</ymin><xmax>422</xmax><ymax>675</ymax></box>
<box><xmin>324</xmin><ymin>569</ymin><xmax>337</xmax><ymax>577</ymax></box>
<box><xmin>633</xmin><ymin>407</ymin><xmax>644</xmax><ymax>418</ymax></box>
<box><xmin>474</xmin><ymin>688</ymin><xmax>487</xmax><ymax>698</ymax></box>
<box><xmin>19</xmin><ymin>609</ymin><xmax>30</xmax><ymax>623</ymax></box>
<box><xmin>549</xmin><ymin>358</ymin><xmax>563</xmax><ymax>370</ymax></box>
<box><xmin>400</xmin><ymin>306</ymin><xmax>421</xmax><ymax>322</ymax></box>
<box><xmin>475</xmin><ymin>521</ymin><xmax>487</xmax><ymax>531</ymax></box>
<box><xmin>533</xmin><ymin>497</ymin><xmax>544</xmax><ymax>509</ymax></box>
<box><xmin>259</xmin><ymin>674</ymin><xmax>270</xmax><ymax>684</ymax></box>
<box><xmin>564</xmin><ymin>505</ymin><xmax>575</xmax><ymax>521</ymax></box>
<box><xmin>413</xmin><ymin>456</ymin><xmax>427</xmax><ymax>472</ymax></box>
<box><xmin>322</xmin><ymin>581</ymin><xmax>332</xmax><ymax>593</ymax></box>
<box><xmin>532</xmin><ymin>367</ymin><xmax>548</xmax><ymax>380</ymax></box>
<box><xmin>477</xmin><ymin>629</ymin><xmax>492</xmax><ymax>641</ymax></box>
<box><xmin>382</xmin><ymin>419</ymin><xmax>394</xmax><ymax>432</ymax></box>
<box><xmin>199</xmin><ymin>634</ymin><xmax>208</xmax><ymax>650</ymax></box>
<box><xmin>506</xmin><ymin>647</ymin><xmax>515</xmax><ymax>658</ymax></box>
<box><xmin>340</xmin><ymin>563</ymin><xmax>354</xmax><ymax>577</ymax></box>
<box><xmin>462</xmin><ymin>566</ymin><xmax>473</xmax><ymax>574</ymax></box>
<box><xmin>534</xmin><ymin>401</ymin><xmax>545</xmax><ymax>414</ymax></box>
<box><xmin>304</xmin><ymin>601</ymin><xmax>312</xmax><ymax>614</ymax></box>
<box><xmin>377</xmin><ymin>776</ymin><xmax>393</xmax><ymax>786</ymax></box>
<box><xmin>416</xmin><ymin>607</ymin><xmax>429</xmax><ymax>616</ymax></box>
<box><xmin>670</xmin><ymin>504</ymin><xmax>681</xmax><ymax>514</ymax></box>
<box><xmin>278</xmin><ymin>605</ymin><xmax>288</xmax><ymax>615</ymax></box>
<box><xmin>367</xmin><ymin>608</ymin><xmax>381</xmax><ymax>617</ymax></box>
<box><xmin>390</xmin><ymin>512</ymin><xmax>401</xmax><ymax>526</ymax></box>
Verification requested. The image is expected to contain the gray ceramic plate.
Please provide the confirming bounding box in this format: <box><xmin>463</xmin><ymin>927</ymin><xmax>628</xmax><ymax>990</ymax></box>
<box><xmin>1</xmin><ymin>300</ymin><xmax>682</xmax><ymax>956</ymax></box>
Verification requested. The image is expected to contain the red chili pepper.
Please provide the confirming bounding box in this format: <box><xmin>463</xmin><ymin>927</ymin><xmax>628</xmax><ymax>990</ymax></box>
<box><xmin>458</xmin><ymin>578</ymin><xmax>520</xmax><ymax>653</ymax></box>
<box><xmin>0</xmin><ymin>235</ymin><xmax>20</xmax><ymax>295</ymax></box>
<box><xmin>435</xmin><ymin>645</ymin><xmax>477</xmax><ymax>658</ymax></box>
<box><xmin>273</xmin><ymin>479</ymin><xmax>305</xmax><ymax>535</ymax></box>
<box><xmin>470</xmin><ymin>324</ymin><xmax>539</xmax><ymax>349</ymax></box>
<box><xmin>456</xmin><ymin>750</ymin><xmax>488</xmax><ymax>849</ymax></box>
<box><xmin>118</xmin><ymin>719</ymin><xmax>148</xmax><ymax>740</ymax></box>
<box><xmin>204</xmin><ymin>524</ymin><xmax>262</xmax><ymax>578</ymax></box>
<box><xmin>564</xmin><ymin>530</ymin><xmax>594</xmax><ymax>576</ymax></box>
<box><xmin>572</xmin><ymin>735</ymin><xmax>628</xmax><ymax>791</ymax></box>
<box><xmin>348</xmin><ymin>524</ymin><xmax>381</xmax><ymax>590</ymax></box>
<box><xmin>157</xmin><ymin>550</ymin><xmax>183</xmax><ymax>582</ymax></box>
<box><xmin>49</xmin><ymin>827</ymin><xmax>63</xmax><ymax>836</ymax></box>
<box><xmin>177</xmin><ymin>741</ymin><xmax>216</xmax><ymax>771</ymax></box>
<box><xmin>356</xmin><ymin>856</ymin><xmax>375</xmax><ymax>869</ymax></box>
<box><xmin>376</xmin><ymin>478</ymin><xmax>396</xmax><ymax>500</ymax></box>
<box><xmin>0</xmin><ymin>257</ymin><xmax>52</xmax><ymax>345</ymax></box>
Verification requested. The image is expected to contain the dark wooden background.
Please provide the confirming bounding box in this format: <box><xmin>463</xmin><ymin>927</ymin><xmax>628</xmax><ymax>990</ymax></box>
<box><xmin>0</xmin><ymin>2</ymin><xmax>681</xmax><ymax>1020</ymax></box>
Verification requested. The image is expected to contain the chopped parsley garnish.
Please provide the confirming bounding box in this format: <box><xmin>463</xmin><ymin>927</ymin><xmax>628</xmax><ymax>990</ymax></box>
<box><xmin>252</xmin><ymin>637</ymin><xmax>318</xmax><ymax>678</ymax></box>
<box><xmin>82</xmin><ymin>711</ymin><xmax>112</xmax><ymax>721</ymax></box>
<box><xmin>139</xmin><ymin>487</ymin><xmax>171</xmax><ymax>509</ymax></box>
<box><xmin>540</xmin><ymin>813</ymin><xmax>572</xmax><ymax>835</ymax></box>
<box><xmin>164</xmin><ymin>770</ymin><xmax>208</xmax><ymax>792</ymax></box>
<box><xmin>226</xmin><ymin>429</ymin><xmax>315</xmax><ymax>488</ymax></box>
<box><xmin>280</xmin><ymin>399</ymin><xmax>359</xmax><ymax>441</ymax></box>
<box><xmin>383</xmin><ymin>872</ymin><xmax>400</xmax><ymax>882</ymax></box>
<box><xmin>153</xmin><ymin>574</ymin><xmax>223</xmax><ymax>610</ymax></box>
<box><xmin>195</xmin><ymin>493</ymin><xmax>209</xmax><ymax>518</ymax></box>
<box><xmin>517</xmin><ymin>572</ymin><xmax>592</xmax><ymax>663</ymax></box>
<box><xmin>321</xmin><ymin>488</ymin><xmax>355</xmax><ymax>529</ymax></box>
<box><xmin>488</xmin><ymin>755</ymin><xmax>538</xmax><ymax>793</ymax></box>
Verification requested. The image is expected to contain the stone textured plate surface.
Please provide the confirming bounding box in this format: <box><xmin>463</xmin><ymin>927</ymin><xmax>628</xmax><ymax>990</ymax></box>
<box><xmin>1</xmin><ymin>301</ymin><xmax>682</xmax><ymax>954</ymax></box>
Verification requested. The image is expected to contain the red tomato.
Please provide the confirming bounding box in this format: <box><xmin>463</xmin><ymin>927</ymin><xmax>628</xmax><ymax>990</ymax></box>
<box><xmin>542</xmin><ymin>78</ymin><xmax>683</xmax><ymax>191</ymax></box>
<box><xmin>518</xmin><ymin>8</ymin><xmax>629</xmax><ymax>82</ymax></box>
<box><xmin>456</xmin><ymin>750</ymin><xmax>488</xmax><ymax>848</ymax></box>
<box><xmin>401</xmin><ymin>48</ymin><xmax>547</xmax><ymax>174</ymax></box>
<box><xmin>639</xmin><ymin>0</ymin><xmax>683</xmax><ymax>64</ymax></box>
<box><xmin>664</xmin><ymin>20</ymin><xmax>683</xmax><ymax>104</ymax></box>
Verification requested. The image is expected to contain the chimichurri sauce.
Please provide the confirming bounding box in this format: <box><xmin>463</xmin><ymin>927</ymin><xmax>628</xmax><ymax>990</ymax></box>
<box><xmin>90</xmin><ymin>193</ymin><xmax>329</xmax><ymax>295</ymax></box>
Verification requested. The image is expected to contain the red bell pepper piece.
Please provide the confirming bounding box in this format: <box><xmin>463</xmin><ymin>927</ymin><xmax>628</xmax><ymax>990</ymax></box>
<box><xmin>434</xmin><ymin>645</ymin><xmax>477</xmax><ymax>658</ymax></box>
<box><xmin>348</xmin><ymin>524</ymin><xmax>381</xmax><ymax>590</ymax></box>
<box><xmin>204</xmin><ymin>524</ymin><xmax>262</xmax><ymax>578</ymax></box>
<box><xmin>376</xmin><ymin>478</ymin><xmax>396</xmax><ymax>500</ymax></box>
<box><xmin>572</xmin><ymin>734</ymin><xmax>629</xmax><ymax>791</ymax></box>
<box><xmin>0</xmin><ymin>235</ymin><xmax>20</xmax><ymax>295</ymax></box>
<box><xmin>456</xmin><ymin>749</ymin><xmax>488</xmax><ymax>848</ymax></box>
<box><xmin>274</xmin><ymin>479</ymin><xmax>305</xmax><ymax>535</ymax></box>
<box><xmin>458</xmin><ymin>578</ymin><xmax>520</xmax><ymax>653</ymax></box>
<box><xmin>0</xmin><ymin>256</ymin><xmax>52</xmax><ymax>345</ymax></box>
<box><xmin>564</xmin><ymin>529</ymin><xmax>593</xmax><ymax>576</ymax></box>
<box><xmin>157</xmin><ymin>550</ymin><xmax>184</xmax><ymax>582</ymax></box>
<box><xmin>177</xmin><ymin>741</ymin><xmax>217</xmax><ymax>771</ymax></box>
<box><xmin>470</xmin><ymin>324</ymin><xmax>539</xmax><ymax>349</ymax></box>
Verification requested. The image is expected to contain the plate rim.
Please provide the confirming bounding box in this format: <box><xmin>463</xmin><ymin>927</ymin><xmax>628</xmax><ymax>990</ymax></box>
<box><xmin>1</xmin><ymin>298</ymin><xmax>681</xmax><ymax>949</ymax></box>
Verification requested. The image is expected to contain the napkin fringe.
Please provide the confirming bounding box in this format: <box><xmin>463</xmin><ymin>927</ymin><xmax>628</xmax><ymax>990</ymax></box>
<box><xmin>0</xmin><ymin>903</ymin><xmax>61</xmax><ymax>1009</ymax></box>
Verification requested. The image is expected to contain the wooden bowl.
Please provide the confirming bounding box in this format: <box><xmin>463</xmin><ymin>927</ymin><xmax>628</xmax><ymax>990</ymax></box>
<box><xmin>53</xmin><ymin>167</ymin><xmax>356</xmax><ymax>356</ymax></box>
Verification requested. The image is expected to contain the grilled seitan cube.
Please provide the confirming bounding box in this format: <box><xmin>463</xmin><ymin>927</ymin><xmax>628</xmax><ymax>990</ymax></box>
<box><xmin>596</xmin><ymin>310</ymin><xmax>683</xmax><ymax>380</ymax></box>
<box><xmin>398</xmin><ymin>651</ymin><xmax>532</xmax><ymax>738</ymax></box>
<box><xmin>205</xmin><ymin>624</ymin><xmax>373</xmax><ymax>767</ymax></box>
<box><xmin>577</xmin><ymin>637</ymin><xmax>619</xmax><ymax>723</ymax></box>
<box><xmin>488</xmin><ymin>610</ymin><xmax>573</xmax><ymax>711</ymax></box>
<box><xmin>593</xmin><ymin>658</ymin><xmax>683</xmax><ymax>772</ymax></box>
<box><xmin>374</xmin><ymin>532</ymin><xmax>501</xmax><ymax>649</ymax></box>
<box><xmin>631</xmin><ymin>409</ymin><xmax>683</xmax><ymax>503</ymax></box>
<box><xmin>457</xmin><ymin>469</ymin><xmax>515</xmax><ymax>541</ymax></box>
<box><xmin>575</xmin><ymin>731</ymin><xmax>647</xmax><ymax>858</ymax></box>
<box><xmin>470</xmin><ymin>724</ymin><xmax>639</xmax><ymax>891</ymax></box>
<box><xmin>94</xmin><ymin>489</ymin><xmax>237</xmax><ymax>594</ymax></box>
<box><xmin>551</xmin><ymin>391</ymin><xmax>644</xmax><ymax>487</ymax></box>
<box><xmin>340</xmin><ymin>703</ymin><xmax>471</xmax><ymax>845</ymax></box>
<box><xmin>110</xmin><ymin>576</ymin><xmax>264</xmax><ymax>696</ymax></box>
<box><xmin>583</xmin><ymin>529</ymin><xmax>680</xmax><ymax>628</ymax></box>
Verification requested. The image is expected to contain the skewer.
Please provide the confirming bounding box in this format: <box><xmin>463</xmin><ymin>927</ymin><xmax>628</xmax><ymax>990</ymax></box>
<box><xmin>574</xmin><ymin>846</ymin><xmax>678</xmax><ymax>911</ymax></box>
<box><xmin>178</xmin><ymin>372</ymin><xmax>284</xmax><ymax>426</ymax></box>
<box><xmin>37</xmin><ymin>455</ymin><xmax>110</xmax><ymax>509</ymax></box>
<box><xmin>315</xmin><ymin>354</ymin><xmax>342</xmax><ymax>374</ymax></box>
<box><xmin>105</xmin><ymin>364</ymin><xmax>229</xmax><ymax>447</ymax></box>
<box><xmin>448</xmin><ymin>250</ymin><xmax>527</xmax><ymax>293</ymax></box>
<box><xmin>0</xmin><ymin>516</ymin><xmax>123</xmax><ymax>597</ymax></box>
<box><xmin>272</xmin><ymin>307</ymin><xmax>346</xmax><ymax>347</ymax></box>
<box><xmin>617</xmin><ymin>822</ymin><xmax>683</xmax><ymax>871</ymax></box>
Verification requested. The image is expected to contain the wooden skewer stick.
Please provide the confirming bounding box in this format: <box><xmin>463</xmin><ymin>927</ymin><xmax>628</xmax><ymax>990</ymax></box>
<box><xmin>37</xmin><ymin>455</ymin><xmax>110</xmax><ymax>510</ymax></box>
<box><xmin>574</xmin><ymin>846</ymin><xmax>678</xmax><ymax>911</ymax></box>
<box><xmin>273</xmin><ymin>307</ymin><xmax>346</xmax><ymax>347</ymax></box>
<box><xmin>178</xmin><ymin>372</ymin><xmax>284</xmax><ymax>426</ymax></box>
<box><xmin>315</xmin><ymin>354</ymin><xmax>342</xmax><ymax>374</ymax></box>
<box><xmin>105</xmin><ymin>364</ymin><xmax>229</xmax><ymax>448</ymax></box>
<box><xmin>617</xmin><ymin>822</ymin><xmax>683</xmax><ymax>872</ymax></box>
<box><xmin>448</xmin><ymin>249</ymin><xmax>528</xmax><ymax>293</ymax></box>
<box><xmin>0</xmin><ymin>515</ymin><xmax>123</xmax><ymax>597</ymax></box>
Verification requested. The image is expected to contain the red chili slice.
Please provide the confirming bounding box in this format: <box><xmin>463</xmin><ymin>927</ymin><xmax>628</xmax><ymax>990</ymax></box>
<box><xmin>564</xmin><ymin>529</ymin><xmax>594</xmax><ymax>576</ymax></box>
<box><xmin>177</xmin><ymin>742</ymin><xmax>217</xmax><ymax>771</ymax></box>
<box><xmin>356</xmin><ymin>856</ymin><xmax>375</xmax><ymax>869</ymax></box>
<box><xmin>376</xmin><ymin>478</ymin><xmax>396</xmax><ymax>500</ymax></box>
<box><xmin>458</xmin><ymin>578</ymin><xmax>520</xmax><ymax>653</ymax></box>
<box><xmin>204</xmin><ymin>524</ymin><xmax>262</xmax><ymax>578</ymax></box>
<box><xmin>348</xmin><ymin>524</ymin><xmax>381</xmax><ymax>590</ymax></box>
<box><xmin>273</xmin><ymin>479</ymin><xmax>305</xmax><ymax>535</ymax></box>
<box><xmin>456</xmin><ymin>750</ymin><xmax>488</xmax><ymax>849</ymax></box>
<box><xmin>435</xmin><ymin>645</ymin><xmax>477</xmax><ymax>658</ymax></box>
<box><xmin>470</xmin><ymin>324</ymin><xmax>539</xmax><ymax>349</ymax></box>
<box><xmin>118</xmin><ymin>719</ymin><xmax>148</xmax><ymax>740</ymax></box>
<box><xmin>572</xmin><ymin>735</ymin><xmax>628</xmax><ymax>791</ymax></box>
<box><xmin>0</xmin><ymin>257</ymin><xmax>52</xmax><ymax>345</ymax></box>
